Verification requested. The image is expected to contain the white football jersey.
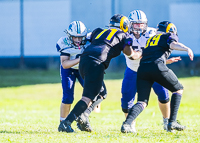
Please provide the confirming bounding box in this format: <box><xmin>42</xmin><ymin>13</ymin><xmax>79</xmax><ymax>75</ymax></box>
<box><xmin>125</xmin><ymin>27</ymin><xmax>156</xmax><ymax>71</ymax></box>
<box><xmin>56</xmin><ymin>35</ymin><xmax>86</xmax><ymax>69</ymax></box>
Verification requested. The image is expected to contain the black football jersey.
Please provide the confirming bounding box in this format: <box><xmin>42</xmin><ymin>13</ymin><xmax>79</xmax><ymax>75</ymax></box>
<box><xmin>81</xmin><ymin>28</ymin><xmax>131</xmax><ymax>68</ymax></box>
<box><xmin>140</xmin><ymin>33</ymin><xmax>178</xmax><ymax>64</ymax></box>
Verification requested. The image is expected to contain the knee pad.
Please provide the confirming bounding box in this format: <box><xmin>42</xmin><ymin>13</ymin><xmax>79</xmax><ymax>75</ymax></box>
<box><xmin>62</xmin><ymin>96</ymin><xmax>74</xmax><ymax>104</ymax></box>
<box><xmin>62</xmin><ymin>91</ymin><xmax>74</xmax><ymax>104</ymax></box>
<box><xmin>158</xmin><ymin>98</ymin><xmax>170</xmax><ymax>104</ymax></box>
<box><xmin>122</xmin><ymin>108</ymin><xmax>129</xmax><ymax>113</ymax></box>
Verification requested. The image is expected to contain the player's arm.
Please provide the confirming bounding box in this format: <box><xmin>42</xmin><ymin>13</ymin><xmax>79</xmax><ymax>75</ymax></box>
<box><xmin>170</xmin><ymin>41</ymin><xmax>193</xmax><ymax>61</ymax></box>
<box><xmin>122</xmin><ymin>37</ymin><xmax>142</xmax><ymax>60</ymax></box>
<box><xmin>60</xmin><ymin>55</ymin><xmax>80</xmax><ymax>69</ymax></box>
<box><xmin>123</xmin><ymin>45</ymin><xmax>142</xmax><ymax>60</ymax></box>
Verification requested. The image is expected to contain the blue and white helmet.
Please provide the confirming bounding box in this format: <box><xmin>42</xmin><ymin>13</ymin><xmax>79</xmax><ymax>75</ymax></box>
<box><xmin>128</xmin><ymin>10</ymin><xmax>148</xmax><ymax>35</ymax></box>
<box><xmin>65</xmin><ymin>21</ymin><xmax>87</xmax><ymax>45</ymax></box>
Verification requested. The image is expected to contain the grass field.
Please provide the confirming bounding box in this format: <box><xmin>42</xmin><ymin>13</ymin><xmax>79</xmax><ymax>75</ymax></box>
<box><xmin>0</xmin><ymin>69</ymin><xmax>200</xmax><ymax>143</ymax></box>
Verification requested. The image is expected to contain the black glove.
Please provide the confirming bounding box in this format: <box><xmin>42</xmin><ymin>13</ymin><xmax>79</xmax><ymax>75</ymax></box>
<box><xmin>124</xmin><ymin>38</ymin><xmax>133</xmax><ymax>46</ymax></box>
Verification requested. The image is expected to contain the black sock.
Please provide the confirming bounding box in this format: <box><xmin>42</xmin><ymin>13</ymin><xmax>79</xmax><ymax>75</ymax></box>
<box><xmin>125</xmin><ymin>103</ymin><xmax>144</xmax><ymax>125</ymax></box>
<box><xmin>169</xmin><ymin>93</ymin><xmax>182</xmax><ymax>122</ymax></box>
<box><xmin>84</xmin><ymin>95</ymin><xmax>103</xmax><ymax>116</ymax></box>
<box><xmin>66</xmin><ymin>100</ymin><xmax>88</xmax><ymax>123</ymax></box>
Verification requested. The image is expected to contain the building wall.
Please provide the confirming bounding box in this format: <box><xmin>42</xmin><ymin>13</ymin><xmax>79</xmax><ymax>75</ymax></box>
<box><xmin>0</xmin><ymin>0</ymin><xmax>200</xmax><ymax>70</ymax></box>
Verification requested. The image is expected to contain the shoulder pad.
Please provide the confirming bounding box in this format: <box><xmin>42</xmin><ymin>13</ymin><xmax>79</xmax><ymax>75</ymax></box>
<box><xmin>169</xmin><ymin>33</ymin><xmax>179</xmax><ymax>42</ymax></box>
<box><xmin>144</xmin><ymin>27</ymin><xmax>157</xmax><ymax>38</ymax></box>
<box><xmin>89</xmin><ymin>28</ymin><xmax>104</xmax><ymax>41</ymax></box>
<box><xmin>86</xmin><ymin>32</ymin><xmax>92</xmax><ymax>41</ymax></box>
<box><xmin>92</xmin><ymin>28</ymin><xmax>104</xmax><ymax>35</ymax></box>
<box><xmin>57</xmin><ymin>36</ymin><xmax>72</xmax><ymax>51</ymax></box>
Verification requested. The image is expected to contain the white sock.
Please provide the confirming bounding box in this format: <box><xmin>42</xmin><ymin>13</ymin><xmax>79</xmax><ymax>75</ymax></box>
<box><xmin>60</xmin><ymin>117</ymin><xmax>66</xmax><ymax>121</ymax></box>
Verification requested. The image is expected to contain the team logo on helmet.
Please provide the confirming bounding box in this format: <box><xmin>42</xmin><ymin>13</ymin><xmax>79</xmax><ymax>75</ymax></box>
<box><xmin>120</xmin><ymin>16</ymin><xmax>130</xmax><ymax>33</ymax></box>
<box><xmin>68</xmin><ymin>23</ymin><xmax>73</xmax><ymax>32</ymax></box>
<box><xmin>166</xmin><ymin>23</ymin><xmax>177</xmax><ymax>34</ymax></box>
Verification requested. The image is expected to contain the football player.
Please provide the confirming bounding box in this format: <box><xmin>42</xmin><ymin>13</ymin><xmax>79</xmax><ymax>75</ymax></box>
<box><xmin>121</xmin><ymin>10</ymin><xmax>181</xmax><ymax>133</ymax></box>
<box><xmin>58</xmin><ymin>14</ymin><xmax>141</xmax><ymax>133</ymax></box>
<box><xmin>121</xmin><ymin>21</ymin><xmax>193</xmax><ymax>133</ymax></box>
<box><xmin>56</xmin><ymin>21</ymin><xmax>105</xmax><ymax>128</ymax></box>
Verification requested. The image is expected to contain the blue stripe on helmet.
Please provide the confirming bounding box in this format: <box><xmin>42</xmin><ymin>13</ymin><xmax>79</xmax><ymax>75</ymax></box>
<box><xmin>76</xmin><ymin>21</ymin><xmax>80</xmax><ymax>34</ymax></box>
<box><xmin>136</xmin><ymin>10</ymin><xmax>141</xmax><ymax>20</ymax></box>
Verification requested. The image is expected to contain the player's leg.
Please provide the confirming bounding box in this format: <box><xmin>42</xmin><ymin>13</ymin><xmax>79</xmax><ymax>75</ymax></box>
<box><xmin>152</xmin><ymin>82</ymin><xmax>170</xmax><ymax>130</ymax></box>
<box><xmin>76</xmin><ymin>58</ymin><xmax>107</xmax><ymax>131</ymax></box>
<box><xmin>84</xmin><ymin>82</ymin><xmax>107</xmax><ymax>116</ymax></box>
<box><xmin>70</xmin><ymin>64</ymin><xmax>105</xmax><ymax>132</ymax></box>
<box><xmin>74</xmin><ymin>68</ymin><xmax>94</xmax><ymax>131</ymax></box>
<box><xmin>154</xmin><ymin>64</ymin><xmax>186</xmax><ymax>132</ymax></box>
<box><xmin>76</xmin><ymin>63</ymin><xmax>107</xmax><ymax>116</ymax></box>
<box><xmin>91</xmin><ymin>85</ymin><xmax>106</xmax><ymax>113</ymax></box>
<box><xmin>121</xmin><ymin>67</ymin><xmax>137</xmax><ymax>132</ymax></box>
<box><xmin>121</xmin><ymin>78</ymin><xmax>153</xmax><ymax>133</ymax></box>
<box><xmin>77</xmin><ymin>82</ymin><xmax>107</xmax><ymax>132</ymax></box>
<box><xmin>121</xmin><ymin>64</ymin><xmax>154</xmax><ymax>133</ymax></box>
<box><xmin>86</xmin><ymin>81</ymin><xmax>107</xmax><ymax>113</ymax></box>
<box><xmin>60</xmin><ymin>104</ymin><xmax>71</xmax><ymax>122</ymax></box>
<box><xmin>59</xmin><ymin>66</ymin><xmax>76</xmax><ymax>122</ymax></box>
<box><xmin>58</xmin><ymin>60</ymin><xmax>105</xmax><ymax>132</ymax></box>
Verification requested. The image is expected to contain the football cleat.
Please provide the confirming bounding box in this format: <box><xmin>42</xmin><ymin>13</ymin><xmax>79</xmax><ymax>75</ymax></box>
<box><xmin>167</xmin><ymin>120</ymin><xmax>186</xmax><ymax>132</ymax></box>
<box><xmin>131</xmin><ymin>121</ymin><xmax>137</xmax><ymax>133</ymax></box>
<box><xmin>121</xmin><ymin>122</ymin><xmax>136</xmax><ymax>133</ymax></box>
<box><xmin>76</xmin><ymin>113</ymin><xmax>93</xmax><ymax>132</ymax></box>
<box><xmin>163</xmin><ymin>118</ymin><xmax>169</xmax><ymax>131</ymax></box>
<box><xmin>58</xmin><ymin>120</ymin><xmax>74</xmax><ymax>133</ymax></box>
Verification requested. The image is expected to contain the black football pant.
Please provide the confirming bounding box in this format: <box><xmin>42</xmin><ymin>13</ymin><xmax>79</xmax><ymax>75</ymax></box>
<box><xmin>137</xmin><ymin>62</ymin><xmax>183</xmax><ymax>104</ymax></box>
<box><xmin>79</xmin><ymin>56</ymin><xmax>107</xmax><ymax>101</ymax></box>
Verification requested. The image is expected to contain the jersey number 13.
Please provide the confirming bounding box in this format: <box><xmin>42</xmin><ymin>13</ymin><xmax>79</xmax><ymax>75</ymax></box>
<box><xmin>145</xmin><ymin>34</ymin><xmax>162</xmax><ymax>48</ymax></box>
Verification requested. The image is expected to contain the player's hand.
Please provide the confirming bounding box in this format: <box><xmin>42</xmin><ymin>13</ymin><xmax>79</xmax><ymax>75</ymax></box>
<box><xmin>187</xmin><ymin>48</ymin><xmax>194</xmax><ymax>61</ymax></box>
<box><xmin>75</xmin><ymin>54</ymin><xmax>82</xmax><ymax>59</ymax></box>
<box><xmin>124</xmin><ymin>38</ymin><xmax>133</xmax><ymax>46</ymax></box>
<box><xmin>166</xmin><ymin>56</ymin><xmax>181</xmax><ymax>64</ymax></box>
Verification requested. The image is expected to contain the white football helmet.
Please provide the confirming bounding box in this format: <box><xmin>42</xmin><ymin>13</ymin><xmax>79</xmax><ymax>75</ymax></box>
<box><xmin>65</xmin><ymin>21</ymin><xmax>87</xmax><ymax>45</ymax></box>
<box><xmin>128</xmin><ymin>10</ymin><xmax>148</xmax><ymax>36</ymax></box>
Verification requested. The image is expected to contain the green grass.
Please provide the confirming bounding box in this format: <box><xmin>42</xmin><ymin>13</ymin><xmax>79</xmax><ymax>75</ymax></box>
<box><xmin>0</xmin><ymin>69</ymin><xmax>200</xmax><ymax>143</ymax></box>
